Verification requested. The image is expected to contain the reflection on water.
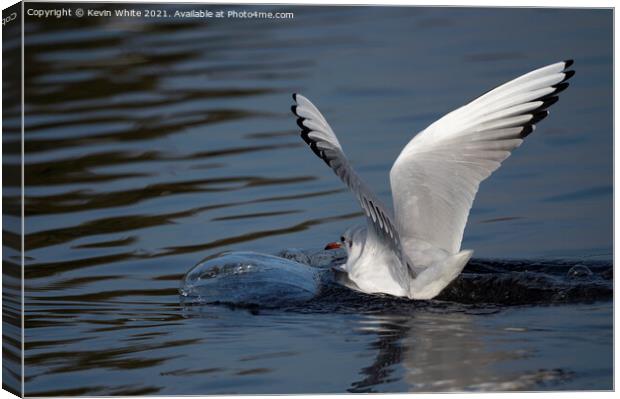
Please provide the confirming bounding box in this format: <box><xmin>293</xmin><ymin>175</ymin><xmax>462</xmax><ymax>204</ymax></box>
<box><xmin>350</xmin><ymin>304</ymin><xmax>611</xmax><ymax>393</ymax></box>
<box><xmin>7</xmin><ymin>3</ymin><xmax>613</xmax><ymax>395</ymax></box>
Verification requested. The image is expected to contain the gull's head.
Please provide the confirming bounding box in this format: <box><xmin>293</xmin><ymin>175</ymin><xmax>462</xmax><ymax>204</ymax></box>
<box><xmin>325</xmin><ymin>225</ymin><xmax>366</xmax><ymax>258</ymax></box>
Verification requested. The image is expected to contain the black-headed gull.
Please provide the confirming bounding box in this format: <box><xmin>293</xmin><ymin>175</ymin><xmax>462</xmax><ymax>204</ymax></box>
<box><xmin>291</xmin><ymin>60</ymin><xmax>575</xmax><ymax>300</ymax></box>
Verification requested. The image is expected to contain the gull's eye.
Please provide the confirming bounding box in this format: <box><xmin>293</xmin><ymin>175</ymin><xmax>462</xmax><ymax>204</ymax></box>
<box><xmin>340</xmin><ymin>236</ymin><xmax>345</xmax><ymax>242</ymax></box>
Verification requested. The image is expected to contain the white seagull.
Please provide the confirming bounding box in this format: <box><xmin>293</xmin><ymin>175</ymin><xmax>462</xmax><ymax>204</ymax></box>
<box><xmin>291</xmin><ymin>60</ymin><xmax>575</xmax><ymax>300</ymax></box>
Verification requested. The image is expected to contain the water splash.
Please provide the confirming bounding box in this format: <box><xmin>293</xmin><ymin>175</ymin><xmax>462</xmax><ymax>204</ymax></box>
<box><xmin>180</xmin><ymin>249</ymin><xmax>612</xmax><ymax>310</ymax></box>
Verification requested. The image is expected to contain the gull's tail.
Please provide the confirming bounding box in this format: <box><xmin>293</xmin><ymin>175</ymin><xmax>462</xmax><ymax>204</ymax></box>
<box><xmin>409</xmin><ymin>250</ymin><xmax>473</xmax><ymax>300</ymax></box>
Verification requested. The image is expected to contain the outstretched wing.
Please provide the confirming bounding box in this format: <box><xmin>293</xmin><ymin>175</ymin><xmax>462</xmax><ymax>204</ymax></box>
<box><xmin>390</xmin><ymin>60</ymin><xmax>575</xmax><ymax>255</ymax></box>
<box><xmin>291</xmin><ymin>94</ymin><xmax>411</xmax><ymax>268</ymax></box>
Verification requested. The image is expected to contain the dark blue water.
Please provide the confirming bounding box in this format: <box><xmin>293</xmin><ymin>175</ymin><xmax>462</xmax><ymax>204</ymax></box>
<box><xmin>11</xmin><ymin>3</ymin><xmax>612</xmax><ymax>394</ymax></box>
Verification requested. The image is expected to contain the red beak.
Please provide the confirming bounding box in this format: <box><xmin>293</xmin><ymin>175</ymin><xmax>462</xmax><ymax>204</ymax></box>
<box><xmin>324</xmin><ymin>242</ymin><xmax>342</xmax><ymax>250</ymax></box>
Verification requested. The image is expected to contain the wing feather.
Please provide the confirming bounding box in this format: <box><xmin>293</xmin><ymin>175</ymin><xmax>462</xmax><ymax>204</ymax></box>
<box><xmin>390</xmin><ymin>60</ymin><xmax>575</xmax><ymax>255</ymax></box>
<box><xmin>291</xmin><ymin>93</ymin><xmax>412</xmax><ymax>272</ymax></box>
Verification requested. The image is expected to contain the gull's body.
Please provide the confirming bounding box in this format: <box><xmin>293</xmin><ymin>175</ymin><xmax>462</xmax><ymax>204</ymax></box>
<box><xmin>292</xmin><ymin>61</ymin><xmax>575</xmax><ymax>300</ymax></box>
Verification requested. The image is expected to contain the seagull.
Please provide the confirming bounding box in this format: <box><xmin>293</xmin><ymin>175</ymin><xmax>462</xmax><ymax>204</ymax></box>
<box><xmin>291</xmin><ymin>60</ymin><xmax>575</xmax><ymax>300</ymax></box>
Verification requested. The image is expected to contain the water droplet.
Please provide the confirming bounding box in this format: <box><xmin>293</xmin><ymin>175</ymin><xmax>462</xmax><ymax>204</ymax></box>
<box><xmin>567</xmin><ymin>265</ymin><xmax>593</xmax><ymax>279</ymax></box>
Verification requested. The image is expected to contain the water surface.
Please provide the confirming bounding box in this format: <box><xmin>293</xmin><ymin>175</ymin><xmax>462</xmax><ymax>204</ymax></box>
<box><xmin>8</xmin><ymin>3</ymin><xmax>614</xmax><ymax>395</ymax></box>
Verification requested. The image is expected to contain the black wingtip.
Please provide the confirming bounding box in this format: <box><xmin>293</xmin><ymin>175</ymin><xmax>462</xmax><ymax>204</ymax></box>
<box><xmin>551</xmin><ymin>82</ymin><xmax>570</xmax><ymax>96</ymax></box>
<box><xmin>562</xmin><ymin>70</ymin><xmax>575</xmax><ymax>82</ymax></box>
<box><xmin>296</xmin><ymin>117</ymin><xmax>307</xmax><ymax>130</ymax></box>
<box><xmin>291</xmin><ymin>105</ymin><xmax>298</xmax><ymax>116</ymax></box>
<box><xmin>520</xmin><ymin>125</ymin><xmax>535</xmax><ymax>138</ymax></box>
<box><xmin>540</xmin><ymin>96</ymin><xmax>559</xmax><ymax>109</ymax></box>
<box><xmin>292</xmin><ymin>93</ymin><xmax>298</xmax><ymax>101</ymax></box>
<box><xmin>530</xmin><ymin>111</ymin><xmax>549</xmax><ymax>125</ymax></box>
<box><xmin>563</xmin><ymin>59</ymin><xmax>574</xmax><ymax>68</ymax></box>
